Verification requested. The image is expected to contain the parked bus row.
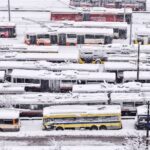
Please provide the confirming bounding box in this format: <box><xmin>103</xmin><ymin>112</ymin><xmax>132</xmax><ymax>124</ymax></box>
<box><xmin>69</xmin><ymin>0</ymin><xmax>146</xmax><ymax>11</ymax></box>
<box><xmin>0</xmin><ymin>91</ymin><xmax>150</xmax><ymax>116</ymax></box>
<box><xmin>1</xmin><ymin>63</ymin><xmax>150</xmax><ymax>92</ymax></box>
<box><xmin>0</xmin><ymin>105</ymin><xmax>122</xmax><ymax>131</ymax></box>
<box><xmin>1</xmin><ymin>104</ymin><xmax>149</xmax><ymax>131</ymax></box>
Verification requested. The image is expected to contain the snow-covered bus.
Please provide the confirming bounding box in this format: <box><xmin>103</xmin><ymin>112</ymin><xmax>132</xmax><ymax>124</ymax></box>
<box><xmin>71</xmin><ymin>21</ymin><xmax>128</xmax><ymax>39</ymax></box>
<box><xmin>24</xmin><ymin>28</ymin><xmax>113</xmax><ymax>46</ymax></box>
<box><xmin>0</xmin><ymin>52</ymin><xmax>79</xmax><ymax>63</ymax></box>
<box><xmin>135</xmin><ymin>105</ymin><xmax>150</xmax><ymax>130</ymax></box>
<box><xmin>9</xmin><ymin>69</ymin><xmax>116</xmax><ymax>92</ymax></box>
<box><xmin>134</xmin><ymin>29</ymin><xmax>150</xmax><ymax>45</ymax></box>
<box><xmin>69</xmin><ymin>0</ymin><xmax>146</xmax><ymax>11</ymax></box>
<box><xmin>43</xmin><ymin>105</ymin><xmax>122</xmax><ymax>130</ymax></box>
<box><xmin>0</xmin><ymin>109</ymin><xmax>20</xmax><ymax>132</ymax></box>
<box><xmin>0</xmin><ymin>22</ymin><xmax>16</xmax><ymax>38</ymax></box>
<box><xmin>0</xmin><ymin>93</ymin><xmax>108</xmax><ymax>117</ymax></box>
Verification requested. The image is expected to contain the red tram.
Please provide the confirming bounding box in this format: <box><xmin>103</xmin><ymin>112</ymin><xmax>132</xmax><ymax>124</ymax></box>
<box><xmin>50</xmin><ymin>7</ymin><xmax>132</xmax><ymax>24</ymax></box>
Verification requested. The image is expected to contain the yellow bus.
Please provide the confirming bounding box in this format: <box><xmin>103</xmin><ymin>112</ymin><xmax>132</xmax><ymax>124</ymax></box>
<box><xmin>43</xmin><ymin>105</ymin><xmax>122</xmax><ymax>130</ymax></box>
<box><xmin>0</xmin><ymin>109</ymin><xmax>20</xmax><ymax>132</ymax></box>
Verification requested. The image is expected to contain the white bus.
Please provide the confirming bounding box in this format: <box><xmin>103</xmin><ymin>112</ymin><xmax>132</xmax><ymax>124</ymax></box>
<box><xmin>24</xmin><ymin>28</ymin><xmax>113</xmax><ymax>46</ymax></box>
<box><xmin>0</xmin><ymin>93</ymin><xmax>108</xmax><ymax>117</ymax></box>
<box><xmin>9</xmin><ymin>69</ymin><xmax>116</xmax><ymax>92</ymax></box>
<box><xmin>0</xmin><ymin>109</ymin><xmax>20</xmax><ymax>132</ymax></box>
<box><xmin>43</xmin><ymin>105</ymin><xmax>122</xmax><ymax>130</ymax></box>
<box><xmin>71</xmin><ymin>21</ymin><xmax>128</xmax><ymax>39</ymax></box>
<box><xmin>0</xmin><ymin>61</ymin><xmax>100</xmax><ymax>74</ymax></box>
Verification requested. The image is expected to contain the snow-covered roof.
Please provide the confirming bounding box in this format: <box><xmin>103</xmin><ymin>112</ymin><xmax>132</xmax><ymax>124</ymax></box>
<box><xmin>10</xmin><ymin>69</ymin><xmax>116</xmax><ymax>82</ymax></box>
<box><xmin>0</xmin><ymin>93</ymin><xmax>108</xmax><ymax>105</ymax></box>
<box><xmin>43</xmin><ymin>105</ymin><xmax>121</xmax><ymax>116</ymax></box>
<box><xmin>57</xmin><ymin>28</ymin><xmax>114</xmax><ymax>36</ymax></box>
<box><xmin>123</xmin><ymin>71</ymin><xmax>150</xmax><ymax>81</ymax></box>
<box><xmin>104</xmin><ymin>62</ymin><xmax>150</xmax><ymax>71</ymax></box>
<box><xmin>0</xmin><ymin>22</ymin><xmax>16</xmax><ymax>27</ymax></box>
<box><xmin>137</xmin><ymin>105</ymin><xmax>147</xmax><ymax>115</ymax></box>
<box><xmin>111</xmin><ymin>93</ymin><xmax>144</xmax><ymax>102</ymax></box>
<box><xmin>0</xmin><ymin>52</ymin><xmax>79</xmax><ymax>62</ymax></box>
<box><xmin>0</xmin><ymin>61</ymin><xmax>100</xmax><ymax>72</ymax></box>
<box><xmin>72</xmin><ymin>21</ymin><xmax>128</xmax><ymax>29</ymax></box>
<box><xmin>50</xmin><ymin>7</ymin><xmax>132</xmax><ymax>14</ymax></box>
<box><xmin>0</xmin><ymin>45</ymin><xmax>59</xmax><ymax>53</ymax></box>
<box><xmin>0</xmin><ymin>109</ymin><xmax>19</xmax><ymax>119</ymax></box>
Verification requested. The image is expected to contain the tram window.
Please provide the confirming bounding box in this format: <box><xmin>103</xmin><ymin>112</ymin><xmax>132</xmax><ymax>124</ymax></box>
<box><xmin>20</xmin><ymin>104</ymin><xmax>30</xmax><ymax>109</ymax></box>
<box><xmin>61</xmin><ymin>80</ymin><xmax>71</xmax><ymax>83</ymax></box>
<box><xmin>25</xmin><ymin>79</ymin><xmax>32</xmax><ymax>83</ymax></box>
<box><xmin>0</xmin><ymin>119</ymin><xmax>4</xmax><ymax>124</ymax></box>
<box><xmin>32</xmin><ymin>79</ymin><xmax>40</xmax><ymax>84</ymax></box>
<box><xmin>17</xmin><ymin>78</ymin><xmax>24</xmax><ymax>83</ymax></box>
<box><xmin>85</xmin><ymin>34</ymin><xmax>95</xmax><ymax>39</ymax></box>
<box><xmin>123</xmin><ymin>102</ymin><xmax>134</xmax><ymax>107</ymax></box>
<box><xmin>37</xmin><ymin>34</ymin><xmax>49</xmax><ymax>39</ymax></box>
<box><xmin>135</xmin><ymin>102</ymin><xmax>143</xmax><ymax>107</ymax></box>
<box><xmin>95</xmin><ymin>35</ymin><xmax>104</xmax><ymax>39</ymax></box>
<box><xmin>67</xmin><ymin>34</ymin><xmax>76</xmax><ymax>38</ymax></box>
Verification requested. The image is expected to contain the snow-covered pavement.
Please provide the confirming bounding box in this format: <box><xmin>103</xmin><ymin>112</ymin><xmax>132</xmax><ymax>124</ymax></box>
<box><xmin>0</xmin><ymin>119</ymin><xmax>145</xmax><ymax>138</ymax></box>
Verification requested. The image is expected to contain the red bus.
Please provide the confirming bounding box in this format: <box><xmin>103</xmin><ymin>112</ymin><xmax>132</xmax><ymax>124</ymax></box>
<box><xmin>70</xmin><ymin>0</ymin><xmax>146</xmax><ymax>11</ymax></box>
<box><xmin>0</xmin><ymin>22</ymin><xmax>16</xmax><ymax>38</ymax></box>
<box><xmin>50</xmin><ymin>7</ymin><xmax>132</xmax><ymax>24</ymax></box>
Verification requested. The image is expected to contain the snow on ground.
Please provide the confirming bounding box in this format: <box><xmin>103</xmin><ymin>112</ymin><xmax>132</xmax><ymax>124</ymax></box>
<box><xmin>0</xmin><ymin>120</ymin><xmax>146</xmax><ymax>137</ymax></box>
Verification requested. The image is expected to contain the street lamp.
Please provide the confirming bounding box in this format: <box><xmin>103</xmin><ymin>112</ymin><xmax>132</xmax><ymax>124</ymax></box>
<box><xmin>146</xmin><ymin>101</ymin><xmax>150</xmax><ymax>150</ymax></box>
<box><xmin>8</xmin><ymin>0</ymin><xmax>11</xmax><ymax>21</ymax></box>
<box><xmin>137</xmin><ymin>42</ymin><xmax>140</xmax><ymax>81</ymax></box>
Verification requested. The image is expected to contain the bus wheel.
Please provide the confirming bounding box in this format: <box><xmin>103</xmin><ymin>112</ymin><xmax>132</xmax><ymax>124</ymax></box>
<box><xmin>90</xmin><ymin>126</ymin><xmax>98</xmax><ymax>130</ymax></box>
<box><xmin>56</xmin><ymin>127</ymin><xmax>64</xmax><ymax>131</ymax></box>
<box><xmin>99</xmin><ymin>125</ymin><xmax>107</xmax><ymax>130</ymax></box>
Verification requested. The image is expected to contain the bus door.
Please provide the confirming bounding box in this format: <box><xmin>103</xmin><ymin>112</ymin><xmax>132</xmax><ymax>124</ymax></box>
<box><xmin>30</xmin><ymin>35</ymin><xmax>37</xmax><ymax>44</ymax></box>
<box><xmin>77</xmin><ymin>35</ymin><xmax>84</xmax><ymax>44</ymax></box>
<box><xmin>58</xmin><ymin>34</ymin><xmax>66</xmax><ymax>45</ymax></box>
<box><xmin>40</xmin><ymin>80</ymin><xmax>49</xmax><ymax>92</ymax></box>
<box><xmin>9</xmin><ymin>27</ymin><xmax>16</xmax><ymax>37</ymax></box>
<box><xmin>83</xmin><ymin>13</ymin><xmax>90</xmax><ymax>21</ymax></box>
<box><xmin>119</xmin><ymin>29</ymin><xmax>127</xmax><ymax>39</ymax></box>
<box><xmin>51</xmin><ymin>80</ymin><xmax>60</xmax><ymax>92</ymax></box>
<box><xmin>51</xmin><ymin>34</ymin><xmax>58</xmax><ymax>44</ymax></box>
<box><xmin>104</xmin><ymin>36</ymin><xmax>112</xmax><ymax>44</ymax></box>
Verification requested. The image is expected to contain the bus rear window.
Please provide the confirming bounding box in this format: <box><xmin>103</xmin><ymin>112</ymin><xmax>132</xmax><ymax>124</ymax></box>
<box><xmin>4</xmin><ymin>119</ymin><xmax>13</xmax><ymax>124</ymax></box>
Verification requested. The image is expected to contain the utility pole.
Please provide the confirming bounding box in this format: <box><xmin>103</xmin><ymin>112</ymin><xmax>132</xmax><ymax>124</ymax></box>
<box><xmin>129</xmin><ymin>12</ymin><xmax>133</xmax><ymax>44</ymax></box>
<box><xmin>146</xmin><ymin>101</ymin><xmax>150</xmax><ymax>150</ymax></box>
<box><xmin>123</xmin><ymin>1</ymin><xmax>126</xmax><ymax>22</ymax></box>
<box><xmin>137</xmin><ymin>42</ymin><xmax>140</xmax><ymax>81</ymax></box>
<box><xmin>8</xmin><ymin>0</ymin><xmax>11</xmax><ymax>21</ymax></box>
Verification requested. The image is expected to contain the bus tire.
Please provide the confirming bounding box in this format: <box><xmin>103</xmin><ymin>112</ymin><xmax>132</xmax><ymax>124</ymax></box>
<box><xmin>99</xmin><ymin>125</ymin><xmax>107</xmax><ymax>130</ymax></box>
<box><xmin>56</xmin><ymin>127</ymin><xmax>64</xmax><ymax>131</ymax></box>
<box><xmin>90</xmin><ymin>125</ymin><xmax>98</xmax><ymax>130</ymax></box>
